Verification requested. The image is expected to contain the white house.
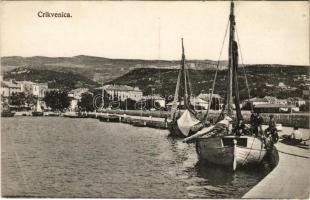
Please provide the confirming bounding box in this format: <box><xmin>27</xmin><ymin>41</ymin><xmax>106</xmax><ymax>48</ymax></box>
<box><xmin>18</xmin><ymin>81</ymin><xmax>48</xmax><ymax>98</ymax></box>
<box><xmin>1</xmin><ymin>80</ymin><xmax>22</xmax><ymax>97</ymax></box>
<box><xmin>67</xmin><ymin>88</ymin><xmax>89</xmax><ymax>111</ymax></box>
<box><xmin>142</xmin><ymin>94</ymin><xmax>166</xmax><ymax>108</ymax></box>
<box><xmin>97</xmin><ymin>84</ymin><xmax>143</xmax><ymax>101</ymax></box>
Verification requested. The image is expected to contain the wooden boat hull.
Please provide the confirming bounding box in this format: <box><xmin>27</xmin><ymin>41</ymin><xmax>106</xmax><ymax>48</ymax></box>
<box><xmin>1</xmin><ymin>111</ymin><xmax>15</xmax><ymax>117</ymax></box>
<box><xmin>131</xmin><ymin>120</ymin><xmax>147</xmax><ymax>127</ymax></box>
<box><xmin>32</xmin><ymin>111</ymin><xmax>44</xmax><ymax>116</ymax></box>
<box><xmin>196</xmin><ymin>136</ymin><xmax>267</xmax><ymax>170</ymax></box>
<box><xmin>98</xmin><ymin>115</ymin><xmax>120</xmax><ymax>122</ymax></box>
<box><xmin>168</xmin><ymin>121</ymin><xmax>202</xmax><ymax>138</ymax></box>
<box><xmin>168</xmin><ymin>121</ymin><xmax>187</xmax><ymax>138</ymax></box>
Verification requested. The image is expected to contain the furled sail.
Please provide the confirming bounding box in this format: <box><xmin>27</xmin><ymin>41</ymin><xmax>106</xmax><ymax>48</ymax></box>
<box><xmin>169</xmin><ymin>38</ymin><xmax>201</xmax><ymax>137</ymax></box>
<box><xmin>171</xmin><ymin>70</ymin><xmax>181</xmax><ymax>119</ymax></box>
<box><xmin>36</xmin><ymin>101</ymin><xmax>42</xmax><ymax>112</ymax></box>
<box><xmin>177</xmin><ymin>110</ymin><xmax>200</xmax><ymax>136</ymax></box>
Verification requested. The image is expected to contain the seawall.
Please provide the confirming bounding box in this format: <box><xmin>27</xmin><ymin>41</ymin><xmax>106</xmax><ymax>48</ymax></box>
<box><xmin>243</xmin><ymin>127</ymin><xmax>309</xmax><ymax>199</ymax></box>
<box><xmin>92</xmin><ymin>110</ymin><xmax>309</xmax><ymax>128</ymax></box>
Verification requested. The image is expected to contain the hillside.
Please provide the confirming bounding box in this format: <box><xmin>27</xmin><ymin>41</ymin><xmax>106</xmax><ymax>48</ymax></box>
<box><xmin>108</xmin><ymin>65</ymin><xmax>309</xmax><ymax>100</ymax></box>
<box><xmin>2</xmin><ymin>56</ymin><xmax>308</xmax><ymax>98</ymax></box>
<box><xmin>3</xmin><ymin>67</ymin><xmax>99</xmax><ymax>90</ymax></box>
<box><xmin>1</xmin><ymin>55</ymin><xmax>227</xmax><ymax>83</ymax></box>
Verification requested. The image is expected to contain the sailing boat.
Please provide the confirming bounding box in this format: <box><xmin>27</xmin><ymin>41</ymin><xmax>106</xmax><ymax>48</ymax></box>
<box><xmin>193</xmin><ymin>1</ymin><xmax>267</xmax><ymax>171</ymax></box>
<box><xmin>1</xmin><ymin>102</ymin><xmax>15</xmax><ymax>117</ymax></box>
<box><xmin>169</xmin><ymin>38</ymin><xmax>203</xmax><ymax>138</ymax></box>
<box><xmin>32</xmin><ymin>100</ymin><xmax>44</xmax><ymax>116</ymax></box>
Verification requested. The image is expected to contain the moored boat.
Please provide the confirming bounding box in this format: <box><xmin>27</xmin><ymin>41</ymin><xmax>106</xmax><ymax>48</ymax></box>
<box><xmin>131</xmin><ymin>120</ymin><xmax>147</xmax><ymax>127</ymax></box>
<box><xmin>1</xmin><ymin>102</ymin><xmax>15</xmax><ymax>117</ymax></box>
<box><xmin>168</xmin><ymin>39</ymin><xmax>204</xmax><ymax>138</ymax></box>
<box><xmin>98</xmin><ymin>114</ymin><xmax>120</xmax><ymax>122</ymax></box>
<box><xmin>32</xmin><ymin>100</ymin><xmax>44</xmax><ymax>116</ymax></box>
<box><xmin>196</xmin><ymin>135</ymin><xmax>267</xmax><ymax>170</ymax></box>
<box><xmin>193</xmin><ymin>0</ymin><xmax>267</xmax><ymax>171</ymax></box>
<box><xmin>63</xmin><ymin>111</ymin><xmax>80</xmax><ymax>118</ymax></box>
<box><xmin>1</xmin><ymin>110</ymin><xmax>15</xmax><ymax>117</ymax></box>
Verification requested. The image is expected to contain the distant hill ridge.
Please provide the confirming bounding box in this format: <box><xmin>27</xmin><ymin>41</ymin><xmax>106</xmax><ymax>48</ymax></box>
<box><xmin>3</xmin><ymin>67</ymin><xmax>99</xmax><ymax>90</ymax></box>
<box><xmin>1</xmin><ymin>55</ymin><xmax>308</xmax><ymax>87</ymax></box>
<box><xmin>1</xmin><ymin>55</ymin><xmax>237</xmax><ymax>83</ymax></box>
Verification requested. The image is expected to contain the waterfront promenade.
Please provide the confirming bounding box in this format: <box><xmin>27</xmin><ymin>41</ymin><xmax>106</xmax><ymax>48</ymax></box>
<box><xmin>243</xmin><ymin>127</ymin><xmax>309</xmax><ymax>199</ymax></box>
<box><xmin>84</xmin><ymin>109</ymin><xmax>310</xmax><ymax>128</ymax></box>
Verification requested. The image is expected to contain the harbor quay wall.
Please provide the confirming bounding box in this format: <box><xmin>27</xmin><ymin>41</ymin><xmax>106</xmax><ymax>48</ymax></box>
<box><xmin>92</xmin><ymin>110</ymin><xmax>309</xmax><ymax>128</ymax></box>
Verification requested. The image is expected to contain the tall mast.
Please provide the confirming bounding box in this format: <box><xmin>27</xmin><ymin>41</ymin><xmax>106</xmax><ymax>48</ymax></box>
<box><xmin>226</xmin><ymin>0</ymin><xmax>235</xmax><ymax>116</ymax></box>
<box><xmin>181</xmin><ymin>38</ymin><xmax>189</xmax><ymax>108</ymax></box>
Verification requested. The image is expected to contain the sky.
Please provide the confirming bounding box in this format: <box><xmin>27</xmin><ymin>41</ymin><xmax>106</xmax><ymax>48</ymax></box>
<box><xmin>0</xmin><ymin>1</ymin><xmax>309</xmax><ymax>65</ymax></box>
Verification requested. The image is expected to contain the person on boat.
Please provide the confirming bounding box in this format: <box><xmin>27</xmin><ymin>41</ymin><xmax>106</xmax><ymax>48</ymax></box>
<box><xmin>250</xmin><ymin>112</ymin><xmax>263</xmax><ymax>136</ymax></box>
<box><xmin>233</xmin><ymin>120</ymin><xmax>246</xmax><ymax>136</ymax></box>
<box><xmin>250</xmin><ymin>112</ymin><xmax>256</xmax><ymax>126</ymax></box>
<box><xmin>250</xmin><ymin>112</ymin><xmax>258</xmax><ymax>135</ymax></box>
<box><xmin>265</xmin><ymin>115</ymin><xmax>279</xmax><ymax>143</ymax></box>
<box><xmin>256</xmin><ymin>112</ymin><xmax>264</xmax><ymax>136</ymax></box>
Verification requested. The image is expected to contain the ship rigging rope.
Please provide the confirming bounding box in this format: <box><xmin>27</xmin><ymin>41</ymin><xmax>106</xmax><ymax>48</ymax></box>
<box><xmin>235</xmin><ymin>25</ymin><xmax>253</xmax><ymax>112</ymax></box>
<box><xmin>203</xmin><ymin>18</ymin><xmax>230</xmax><ymax>125</ymax></box>
<box><xmin>186</xmin><ymin>69</ymin><xmax>193</xmax><ymax>104</ymax></box>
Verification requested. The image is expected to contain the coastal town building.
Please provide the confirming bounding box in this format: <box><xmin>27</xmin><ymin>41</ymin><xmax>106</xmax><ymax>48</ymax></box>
<box><xmin>1</xmin><ymin>80</ymin><xmax>22</xmax><ymax>98</ymax></box>
<box><xmin>97</xmin><ymin>84</ymin><xmax>143</xmax><ymax>101</ymax></box>
<box><xmin>264</xmin><ymin>96</ymin><xmax>280</xmax><ymax>104</ymax></box>
<box><xmin>302</xmin><ymin>90</ymin><xmax>309</xmax><ymax>99</ymax></box>
<box><xmin>253</xmin><ymin>104</ymin><xmax>299</xmax><ymax>113</ymax></box>
<box><xmin>243</xmin><ymin>97</ymin><xmax>268</xmax><ymax>106</ymax></box>
<box><xmin>18</xmin><ymin>81</ymin><xmax>48</xmax><ymax>98</ymax></box>
<box><xmin>166</xmin><ymin>97</ymin><xmax>210</xmax><ymax>110</ymax></box>
<box><xmin>68</xmin><ymin>88</ymin><xmax>90</xmax><ymax>111</ymax></box>
<box><xmin>142</xmin><ymin>94</ymin><xmax>166</xmax><ymax>108</ymax></box>
<box><xmin>1</xmin><ymin>80</ymin><xmax>49</xmax><ymax>99</ymax></box>
<box><xmin>287</xmin><ymin>97</ymin><xmax>306</xmax><ymax>107</ymax></box>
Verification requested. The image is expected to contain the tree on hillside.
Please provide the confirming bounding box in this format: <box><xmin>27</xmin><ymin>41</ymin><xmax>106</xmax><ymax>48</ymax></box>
<box><xmin>43</xmin><ymin>90</ymin><xmax>70</xmax><ymax>111</ymax></box>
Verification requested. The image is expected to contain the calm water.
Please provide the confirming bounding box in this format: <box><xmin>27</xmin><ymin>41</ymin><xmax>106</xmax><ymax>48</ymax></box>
<box><xmin>2</xmin><ymin>117</ymin><xmax>273</xmax><ymax>198</ymax></box>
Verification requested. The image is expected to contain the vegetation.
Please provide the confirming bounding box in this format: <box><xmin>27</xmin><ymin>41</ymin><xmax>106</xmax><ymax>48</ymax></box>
<box><xmin>43</xmin><ymin>90</ymin><xmax>70</xmax><ymax>111</ymax></box>
<box><xmin>9</xmin><ymin>92</ymin><xmax>37</xmax><ymax>106</ymax></box>
<box><xmin>78</xmin><ymin>93</ymin><xmax>95</xmax><ymax>112</ymax></box>
<box><xmin>109</xmin><ymin>65</ymin><xmax>309</xmax><ymax>101</ymax></box>
<box><xmin>300</xmin><ymin>102</ymin><xmax>310</xmax><ymax>112</ymax></box>
<box><xmin>3</xmin><ymin>67</ymin><xmax>99</xmax><ymax>90</ymax></box>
